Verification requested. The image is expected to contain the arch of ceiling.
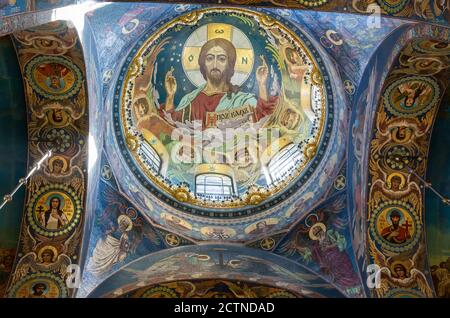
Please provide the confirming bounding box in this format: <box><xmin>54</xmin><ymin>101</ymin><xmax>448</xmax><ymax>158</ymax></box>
<box><xmin>348</xmin><ymin>22</ymin><xmax>449</xmax><ymax>298</ymax></box>
<box><xmin>86</xmin><ymin>244</ymin><xmax>346</xmax><ymax>298</ymax></box>
<box><xmin>2</xmin><ymin>20</ymin><xmax>89</xmax><ymax>298</ymax></box>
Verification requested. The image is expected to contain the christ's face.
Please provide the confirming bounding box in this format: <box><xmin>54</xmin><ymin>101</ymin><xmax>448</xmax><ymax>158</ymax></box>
<box><xmin>204</xmin><ymin>46</ymin><xmax>228</xmax><ymax>84</ymax></box>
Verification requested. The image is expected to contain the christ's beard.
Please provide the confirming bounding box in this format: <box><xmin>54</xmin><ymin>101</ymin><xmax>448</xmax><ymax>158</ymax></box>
<box><xmin>208</xmin><ymin>69</ymin><xmax>225</xmax><ymax>86</ymax></box>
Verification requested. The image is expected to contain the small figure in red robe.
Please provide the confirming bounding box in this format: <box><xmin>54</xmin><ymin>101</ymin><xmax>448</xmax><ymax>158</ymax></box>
<box><xmin>381</xmin><ymin>209</ymin><xmax>411</xmax><ymax>244</ymax></box>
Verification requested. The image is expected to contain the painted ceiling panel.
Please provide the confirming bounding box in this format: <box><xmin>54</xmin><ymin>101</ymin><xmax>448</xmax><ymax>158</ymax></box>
<box><xmin>87</xmin><ymin>245</ymin><xmax>346</xmax><ymax>298</ymax></box>
<box><xmin>362</xmin><ymin>34</ymin><xmax>450</xmax><ymax>298</ymax></box>
<box><xmin>3</xmin><ymin>20</ymin><xmax>90</xmax><ymax>298</ymax></box>
<box><xmin>81</xmin><ymin>4</ymin><xmax>405</xmax><ymax>245</ymax></box>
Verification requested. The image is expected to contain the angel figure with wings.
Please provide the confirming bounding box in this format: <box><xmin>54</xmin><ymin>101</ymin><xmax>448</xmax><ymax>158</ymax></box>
<box><xmin>12</xmin><ymin>246</ymin><xmax>71</xmax><ymax>285</ymax></box>
<box><xmin>88</xmin><ymin>214</ymin><xmax>134</xmax><ymax>276</ymax></box>
<box><xmin>87</xmin><ymin>187</ymin><xmax>161</xmax><ymax>276</ymax></box>
<box><xmin>369</xmin><ymin>240</ymin><xmax>433</xmax><ymax>297</ymax></box>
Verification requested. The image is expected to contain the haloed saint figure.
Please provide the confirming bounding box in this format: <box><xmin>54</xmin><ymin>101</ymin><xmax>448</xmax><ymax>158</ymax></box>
<box><xmin>39</xmin><ymin>196</ymin><xmax>69</xmax><ymax>230</ymax></box>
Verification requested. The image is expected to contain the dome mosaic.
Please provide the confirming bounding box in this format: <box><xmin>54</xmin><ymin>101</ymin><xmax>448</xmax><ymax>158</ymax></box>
<box><xmin>113</xmin><ymin>7</ymin><xmax>334</xmax><ymax>217</ymax></box>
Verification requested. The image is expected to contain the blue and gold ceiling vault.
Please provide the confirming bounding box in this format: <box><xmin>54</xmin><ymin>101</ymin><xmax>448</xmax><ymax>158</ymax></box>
<box><xmin>365</xmin><ymin>36</ymin><xmax>450</xmax><ymax>298</ymax></box>
<box><xmin>4</xmin><ymin>20</ymin><xmax>89</xmax><ymax>298</ymax></box>
<box><xmin>110</xmin><ymin>0</ymin><xmax>450</xmax><ymax>26</ymax></box>
<box><xmin>0</xmin><ymin>1</ymin><xmax>449</xmax><ymax>298</ymax></box>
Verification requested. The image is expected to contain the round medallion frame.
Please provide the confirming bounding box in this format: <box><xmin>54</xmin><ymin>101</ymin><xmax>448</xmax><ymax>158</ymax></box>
<box><xmin>112</xmin><ymin>7</ymin><xmax>334</xmax><ymax>218</ymax></box>
<box><xmin>27</xmin><ymin>183</ymin><xmax>82</xmax><ymax>237</ymax></box>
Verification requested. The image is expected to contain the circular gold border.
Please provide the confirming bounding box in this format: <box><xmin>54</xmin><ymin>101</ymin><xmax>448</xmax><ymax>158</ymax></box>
<box><xmin>120</xmin><ymin>8</ymin><xmax>327</xmax><ymax>210</ymax></box>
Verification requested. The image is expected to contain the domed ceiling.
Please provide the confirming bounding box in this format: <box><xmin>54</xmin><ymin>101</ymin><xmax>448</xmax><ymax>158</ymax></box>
<box><xmin>117</xmin><ymin>8</ymin><xmax>328</xmax><ymax>213</ymax></box>
<box><xmin>106</xmin><ymin>5</ymin><xmax>345</xmax><ymax>243</ymax></box>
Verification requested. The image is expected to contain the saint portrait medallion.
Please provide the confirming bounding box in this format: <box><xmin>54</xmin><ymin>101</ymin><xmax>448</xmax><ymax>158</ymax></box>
<box><xmin>8</xmin><ymin>273</ymin><xmax>68</xmax><ymax>298</ymax></box>
<box><xmin>383</xmin><ymin>75</ymin><xmax>440</xmax><ymax>118</ymax></box>
<box><xmin>25</xmin><ymin>55</ymin><xmax>82</xmax><ymax>100</ymax></box>
<box><xmin>27</xmin><ymin>183</ymin><xmax>82</xmax><ymax>237</ymax></box>
<box><xmin>369</xmin><ymin>200</ymin><xmax>422</xmax><ymax>253</ymax></box>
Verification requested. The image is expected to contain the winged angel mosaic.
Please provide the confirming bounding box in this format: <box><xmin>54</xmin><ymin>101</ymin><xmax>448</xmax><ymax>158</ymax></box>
<box><xmin>120</xmin><ymin>8</ymin><xmax>326</xmax><ymax>209</ymax></box>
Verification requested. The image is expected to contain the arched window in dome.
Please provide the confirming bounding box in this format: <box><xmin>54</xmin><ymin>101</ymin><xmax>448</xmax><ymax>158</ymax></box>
<box><xmin>139</xmin><ymin>141</ymin><xmax>161</xmax><ymax>174</ymax></box>
<box><xmin>268</xmin><ymin>143</ymin><xmax>301</xmax><ymax>185</ymax></box>
<box><xmin>195</xmin><ymin>173</ymin><xmax>235</xmax><ymax>201</ymax></box>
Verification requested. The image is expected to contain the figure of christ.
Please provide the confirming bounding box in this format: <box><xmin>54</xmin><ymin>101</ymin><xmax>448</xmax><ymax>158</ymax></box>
<box><xmin>160</xmin><ymin>38</ymin><xmax>278</xmax><ymax>129</ymax></box>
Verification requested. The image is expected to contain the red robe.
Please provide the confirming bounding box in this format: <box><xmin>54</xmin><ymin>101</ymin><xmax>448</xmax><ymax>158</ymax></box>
<box><xmin>381</xmin><ymin>225</ymin><xmax>411</xmax><ymax>243</ymax></box>
<box><xmin>160</xmin><ymin>92</ymin><xmax>278</xmax><ymax>129</ymax></box>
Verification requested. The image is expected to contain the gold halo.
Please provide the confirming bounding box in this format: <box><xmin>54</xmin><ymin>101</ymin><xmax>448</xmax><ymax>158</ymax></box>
<box><xmin>309</xmin><ymin>222</ymin><xmax>326</xmax><ymax>240</ymax></box>
<box><xmin>37</xmin><ymin>245</ymin><xmax>58</xmax><ymax>263</ymax></box>
<box><xmin>390</xmin><ymin>260</ymin><xmax>412</xmax><ymax>275</ymax></box>
<box><xmin>117</xmin><ymin>214</ymin><xmax>133</xmax><ymax>231</ymax></box>
<box><xmin>386</xmin><ymin>172</ymin><xmax>406</xmax><ymax>190</ymax></box>
<box><xmin>48</xmin><ymin>156</ymin><xmax>69</xmax><ymax>174</ymax></box>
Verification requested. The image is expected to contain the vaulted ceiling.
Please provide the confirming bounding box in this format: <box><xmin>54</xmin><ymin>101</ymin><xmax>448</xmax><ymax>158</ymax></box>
<box><xmin>0</xmin><ymin>1</ymin><xmax>449</xmax><ymax>298</ymax></box>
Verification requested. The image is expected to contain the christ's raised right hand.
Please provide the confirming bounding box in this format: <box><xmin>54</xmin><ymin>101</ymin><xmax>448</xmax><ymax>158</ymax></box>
<box><xmin>165</xmin><ymin>66</ymin><xmax>177</xmax><ymax>97</ymax></box>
